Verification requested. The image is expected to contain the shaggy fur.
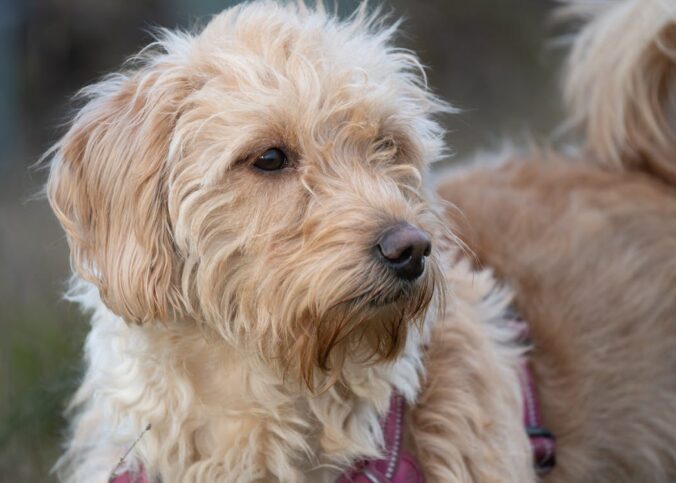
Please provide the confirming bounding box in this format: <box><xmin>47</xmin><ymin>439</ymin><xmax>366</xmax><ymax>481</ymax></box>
<box><xmin>46</xmin><ymin>2</ymin><xmax>532</xmax><ymax>482</ymax></box>
<box><xmin>45</xmin><ymin>0</ymin><xmax>676</xmax><ymax>482</ymax></box>
<box><xmin>439</xmin><ymin>0</ymin><xmax>676</xmax><ymax>481</ymax></box>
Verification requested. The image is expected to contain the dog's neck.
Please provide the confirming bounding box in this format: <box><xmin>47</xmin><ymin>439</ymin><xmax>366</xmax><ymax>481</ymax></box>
<box><xmin>62</xmin><ymin>280</ymin><xmax>428</xmax><ymax>482</ymax></box>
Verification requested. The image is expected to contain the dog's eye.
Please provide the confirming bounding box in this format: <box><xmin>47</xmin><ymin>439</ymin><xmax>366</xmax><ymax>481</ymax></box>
<box><xmin>253</xmin><ymin>148</ymin><xmax>288</xmax><ymax>171</ymax></box>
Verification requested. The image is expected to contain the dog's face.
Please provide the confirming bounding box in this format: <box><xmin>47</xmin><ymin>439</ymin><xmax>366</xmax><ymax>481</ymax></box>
<box><xmin>47</xmin><ymin>2</ymin><xmax>447</xmax><ymax>387</ymax></box>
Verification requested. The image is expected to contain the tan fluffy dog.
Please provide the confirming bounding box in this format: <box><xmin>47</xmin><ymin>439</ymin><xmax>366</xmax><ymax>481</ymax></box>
<box><xmin>438</xmin><ymin>0</ymin><xmax>676</xmax><ymax>481</ymax></box>
<box><xmin>45</xmin><ymin>0</ymin><xmax>676</xmax><ymax>482</ymax></box>
<box><xmin>46</xmin><ymin>3</ymin><xmax>530</xmax><ymax>481</ymax></box>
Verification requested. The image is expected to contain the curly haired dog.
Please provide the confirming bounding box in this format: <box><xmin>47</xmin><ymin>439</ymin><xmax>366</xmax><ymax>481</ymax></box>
<box><xmin>45</xmin><ymin>0</ymin><xmax>676</xmax><ymax>482</ymax></box>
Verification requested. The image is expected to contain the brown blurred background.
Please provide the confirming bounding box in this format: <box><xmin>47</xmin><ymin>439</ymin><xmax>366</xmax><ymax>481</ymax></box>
<box><xmin>0</xmin><ymin>0</ymin><xmax>562</xmax><ymax>480</ymax></box>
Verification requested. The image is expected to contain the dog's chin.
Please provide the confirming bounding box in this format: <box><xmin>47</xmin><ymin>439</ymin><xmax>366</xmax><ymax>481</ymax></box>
<box><xmin>278</xmin><ymin>268</ymin><xmax>438</xmax><ymax>390</ymax></box>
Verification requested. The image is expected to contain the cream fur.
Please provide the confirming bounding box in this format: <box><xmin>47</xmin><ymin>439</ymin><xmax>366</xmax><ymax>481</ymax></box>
<box><xmin>46</xmin><ymin>2</ymin><xmax>532</xmax><ymax>482</ymax></box>
<box><xmin>46</xmin><ymin>0</ymin><xmax>676</xmax><ymax>481</ymax></box>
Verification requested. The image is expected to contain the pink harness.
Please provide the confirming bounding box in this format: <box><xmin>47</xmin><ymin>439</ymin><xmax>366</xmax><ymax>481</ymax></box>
<box><xmin>335</xmin><ymin>392</ymin><xmax>423</xmax><ymax>483</ymax></box>
<box><xmin>110</xmin><ymin>320</ymin><xmax>555</xmax><ymax>483</ymax></box>
<box><xmin>513</xmin><ymin>318</ymin><xmax>557</xmax><ymax>475</ymax></box>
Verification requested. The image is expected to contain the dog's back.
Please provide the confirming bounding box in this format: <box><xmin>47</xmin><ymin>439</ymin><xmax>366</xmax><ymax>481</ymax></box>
<box><xmin>439</xmin><ymin>1</ymin><xmax>676</xmax><ymax>481</ymax></box>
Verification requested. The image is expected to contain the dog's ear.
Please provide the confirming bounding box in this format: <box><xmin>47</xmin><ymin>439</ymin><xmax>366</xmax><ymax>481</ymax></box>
<box><xmin>562</xmin><ymin>0</ymin><xmax>676</xmax><ymax>183</ymax></box>
<box><xmin>47</xmin><ymin>55</ymin><xmax>191</xmax><ymax>324</ymax></box>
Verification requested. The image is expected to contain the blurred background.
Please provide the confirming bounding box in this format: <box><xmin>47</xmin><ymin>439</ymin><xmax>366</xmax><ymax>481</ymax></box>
<box><xmin>0</xmin><ymin>0</ymin><xmax>563</xmax><ymax>479</ymax></box>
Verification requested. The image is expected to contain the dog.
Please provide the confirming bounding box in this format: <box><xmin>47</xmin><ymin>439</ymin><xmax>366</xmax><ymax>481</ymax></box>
<box><xmin>44</xmin><ymin>0</ymin><xmax>676</xmax><ymax>482</ymax></box>
<box><xmin>437</xmin><ymin>0</ymin><xmax>676</xmax><ymax>481</ymax></box>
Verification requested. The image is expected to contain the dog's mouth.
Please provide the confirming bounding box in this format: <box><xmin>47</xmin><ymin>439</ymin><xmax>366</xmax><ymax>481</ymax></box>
<box><xmin>328</xmin><ymin>281</ymin><xmax>417</xmax><ymax>311</ymax></box>
<box><xmin>369</xmin><ymin>295</ymin><xmax>402</xmax><ymax>307</ymax></box>
<box><xmin>367</xmin><ymin>283</ymin><xmax>416</xmax><ymax>307</ymax></box>
<box><xmin>347</xmin><ymin>270</ymin><xmax>433</xmax><ymax>311</ymax></box>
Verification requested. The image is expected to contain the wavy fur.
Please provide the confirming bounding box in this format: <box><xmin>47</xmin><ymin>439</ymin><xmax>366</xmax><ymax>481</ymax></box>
<box><xmin>46</xmin><ymin>2</ymin><xmax>533</xmax><ymax>482</ymax></box>
<box><xmin>562</xmin><ymin>0</ymin><xmax>676</xmax><ymax>182</ymax></box>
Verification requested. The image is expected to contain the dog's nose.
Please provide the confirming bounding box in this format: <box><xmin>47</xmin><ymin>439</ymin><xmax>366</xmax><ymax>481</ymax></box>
<box><xmin>376</xmin><ymin>223</ymin><xmax>431</xmax><ymax>281</ymax></box>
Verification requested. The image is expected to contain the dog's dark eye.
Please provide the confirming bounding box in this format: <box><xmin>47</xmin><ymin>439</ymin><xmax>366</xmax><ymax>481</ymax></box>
<box><xmin>253</xmin><ymin>148</ymin><xmax>288</xmax><ymax>171</ymax></box>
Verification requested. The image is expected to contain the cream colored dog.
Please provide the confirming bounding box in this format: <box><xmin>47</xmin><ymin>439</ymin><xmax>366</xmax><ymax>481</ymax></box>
<box><xmin>45</xmin><ymin>1</ymin><xmax>676</xmax><ymax>482</ymax></box>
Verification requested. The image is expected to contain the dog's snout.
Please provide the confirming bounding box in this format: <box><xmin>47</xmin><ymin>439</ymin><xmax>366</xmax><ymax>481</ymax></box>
<box><xmin>376</xmin><ymin>223</ymin><xmax>431</xmax><ymax>281</ymax></box>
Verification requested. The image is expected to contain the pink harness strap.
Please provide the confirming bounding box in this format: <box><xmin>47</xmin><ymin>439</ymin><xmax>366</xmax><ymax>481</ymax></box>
<box><xmin>335</xmin><ymin>392</ymin><xmax>424</xmax><ymax>483</ymax></box>
<box><xmin>511</xmin><ymin>318</ymin><xmax>557</xmax><ymax>475</ymax></box>
<box><xmin>521</xmin><ymin>363</ymin><xmax>557</xmax><ymax>474</ymax></box>
<box><xmin>109</xmin><ymin>465</ymin><xmax>148</xmax><ymax>483</ymax></box>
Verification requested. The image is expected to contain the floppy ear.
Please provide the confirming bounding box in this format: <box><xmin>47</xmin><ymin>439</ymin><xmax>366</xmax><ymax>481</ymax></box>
<box><xmin>563</xmin><ymin>0</ymin><xmax>676</xmax><ymax>183</ymax></box>
<box><xmin>47</xmin><ymin>56</ymin><xmax>191</xmax><ymax>324</ymax></box>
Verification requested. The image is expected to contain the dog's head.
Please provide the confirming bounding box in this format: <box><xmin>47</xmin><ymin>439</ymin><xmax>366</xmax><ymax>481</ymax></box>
<box><xmin>46</xmin><ymin>1</ymin><xmax>448</xmax><ymax>388</ymax></box>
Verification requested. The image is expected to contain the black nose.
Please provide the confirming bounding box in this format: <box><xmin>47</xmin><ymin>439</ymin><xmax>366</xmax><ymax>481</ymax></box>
<box><xmin>376</xmin><ymin>223</ymin><xmax>432</xmax><ymax>281</ymax></box>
